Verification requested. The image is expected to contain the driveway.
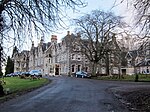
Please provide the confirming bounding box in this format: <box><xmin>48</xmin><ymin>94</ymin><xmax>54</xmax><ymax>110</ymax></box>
<box><xmin>0</xmin><ymin>76</ymin><xmax>148</xmax><ymax>112</ymax></box>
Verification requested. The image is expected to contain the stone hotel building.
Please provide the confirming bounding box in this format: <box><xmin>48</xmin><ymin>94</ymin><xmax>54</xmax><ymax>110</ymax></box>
<box><xmin>13</xmin><ymin>31</ymin><xmax>122</xmax><ymax>76</ymax></box>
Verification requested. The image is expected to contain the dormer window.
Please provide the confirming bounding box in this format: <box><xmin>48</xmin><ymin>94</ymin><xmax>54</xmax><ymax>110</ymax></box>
<box><xmin>73</xmin><ymin>45</ymin><xmax>76</xmax><ymax>51</ymax></box>
<box><xmin>76</xmin><ymin>46</ymin><xmax>81</xmax><ymax>51</ymax></box>
<box><xmin>77</xmin><ymin>54</ymin><xmax>81</xmax><ymax>61</ymax></box>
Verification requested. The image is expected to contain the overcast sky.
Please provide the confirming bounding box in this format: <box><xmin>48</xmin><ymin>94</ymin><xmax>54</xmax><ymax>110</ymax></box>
<box><xmin>43</xmin><ymin>0</ymin><xmax>134</xmax><ymax>43</ymax></box>
<box><xmin>21</xmin><ymin>0</ymin><xmax>135</xmax><ymax>50</ymax></box>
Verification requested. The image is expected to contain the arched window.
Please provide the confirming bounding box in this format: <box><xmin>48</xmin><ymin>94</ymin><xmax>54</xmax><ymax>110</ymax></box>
<box><xmin>77</xmin><ymin>65</ymin><xmax>81</xmax><ymax>71</ymax></box>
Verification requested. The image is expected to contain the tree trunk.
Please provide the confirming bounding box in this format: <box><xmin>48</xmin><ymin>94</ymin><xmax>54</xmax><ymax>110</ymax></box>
<box><xmin>91</xmin><ymin>62</ymin><xmax>98</xmax><ymax>77</ymax></box>
<box><xmin>0</xmin><ymin>10</ymin><xmax>3</xmax><ymax>77</ymax></box>
<box><xmin>0</xmin><ymin>45</ymin><xmax>2</xmax><ymax>76</ymax></box>
<box><xmin>106</xmin><ymin>52</ymin><xmax>110</xmax><ymax>75</ymax></box>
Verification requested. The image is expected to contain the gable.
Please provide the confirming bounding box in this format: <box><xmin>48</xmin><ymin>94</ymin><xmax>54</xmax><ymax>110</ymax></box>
<box><xmin>125</xmin><ymin>52</ymin><xmax>132</xmax><ymax>59</ymax></box>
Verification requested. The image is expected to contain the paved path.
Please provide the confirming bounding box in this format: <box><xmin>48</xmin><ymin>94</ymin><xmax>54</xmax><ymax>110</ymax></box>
<box><xmin>1</xmin><ymin>76</ymin><xmax>146</xmax><ymax>112</ymax></box>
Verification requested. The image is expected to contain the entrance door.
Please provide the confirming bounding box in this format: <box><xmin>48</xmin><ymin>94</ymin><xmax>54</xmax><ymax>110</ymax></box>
<box><xmin>55</xmin><ymin>65</ymin><xmax>59</xmax><ymax>75</ymax></box>
<box><xmin>122</xmin><ymin>69</ymin><xmax>126</xmax><ymax>75</ymax></box>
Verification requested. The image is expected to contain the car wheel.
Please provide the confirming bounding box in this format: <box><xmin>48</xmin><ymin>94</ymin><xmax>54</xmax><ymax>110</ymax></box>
<box><xmin>82</xmin><ymin>75</ymin><xmax>84</xmax><ymax>78</ymax></box>
<box><xmin>76</xmin><ymin>75</ymin><xmax>78</xmax><ymax>78</ymax></box>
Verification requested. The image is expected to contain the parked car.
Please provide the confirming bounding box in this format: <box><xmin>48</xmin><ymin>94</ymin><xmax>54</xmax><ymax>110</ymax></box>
<box><xmin>75</xmin><ymin>71</ymin><xmax>91</xmax><ymax>78</ymax></box>
<box><xmin>5</xmin><ymin>73</ymin><xmax>10</xmax><ymax>77</ymax></box>
<box><xmin>5</xmin><ymin>73</ymin><xmax>14</xmax><ymax>77</ymax></box>
<box><xmin>29</xmin><ymin>70</ymin><xmax>42</xmax><ymax>77</ymax></box>
<box><xmin>13</xmin><ymin>72</ymin><xmax>21</xmax><ymax>76</ymax></box>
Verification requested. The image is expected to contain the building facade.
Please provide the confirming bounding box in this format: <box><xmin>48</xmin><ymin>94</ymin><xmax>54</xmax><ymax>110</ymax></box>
<box><xmin>13</xmin><ymin>31</ymin><xmax>126</xmax><ymax>76</ymax></box>
<box><xmin>96</xmin><ymin>35</ymin><xmax>122</xmax><ymax>76</ymax></box>
<box><xmin>13</xmin><ymin>50</ymin><xmax>29</xmax><ymax>72</ymax></box>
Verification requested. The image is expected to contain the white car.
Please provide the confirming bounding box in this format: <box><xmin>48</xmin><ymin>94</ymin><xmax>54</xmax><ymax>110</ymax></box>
<box><xmin>29</xmin><ymin>70</ymin><xmax>42</xmax><ymax>77</ymax></box>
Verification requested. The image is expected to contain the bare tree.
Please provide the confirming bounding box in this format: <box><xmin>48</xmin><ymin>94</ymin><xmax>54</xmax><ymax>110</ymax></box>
<box><xmin>0</xmin><ymin>0</ymin><xmax>86</xmax><ymax>75</ymax></box>
<box><xmin>0</xmin><ymin>0</ymin><xmax>86</xmax><ymax>44</ymax></box>
<box><xmin>115</xmin><ymin>0</ymin><xmax>150</xmax><ymax>36</ymax></box>
<box><xmin>74</xmin><ymin>10</ymin><xmax>124</xmax><ymax>76</ymax></box>
<box><xmin>133</xmin><ymin>0</ymin><xmax>150</xmax><ymax>36</ymax></box>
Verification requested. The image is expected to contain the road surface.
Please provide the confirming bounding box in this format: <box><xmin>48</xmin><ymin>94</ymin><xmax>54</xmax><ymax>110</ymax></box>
<box><xmin>0</xmin><ymin>76</ymin><xmax>139</xmax><ymax>112</ymax></box>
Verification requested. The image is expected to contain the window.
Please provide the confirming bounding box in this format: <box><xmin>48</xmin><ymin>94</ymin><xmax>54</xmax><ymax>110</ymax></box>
<box><xmin>85</xmin><ymin>67</ymin><xmax>88</xmax><ymax>72</ymax></box>
<box><xmin>71</xmin><ymin>54</ymin><xmax>76</xmax><ymax>60</ymax></box>
<box><xmin>146</xmin><ymin>50</ymin><xmax>150</xmax><ymax>55</ymax></box>
<box><xmin>111</xmin><ymin>54</ymin><xmax>114</xmax><ymax>58</ymax></box>
<box><xmin>146</xmin><ymin>67</ymin><xmax>149</xmax><ymax>74</ymax></box>
<box><xmin>57</xmin><ymin>56</ymin><xmax>63</xmax><ymax>62</ymax></box>
<box><xmin>101</xmin><ymin>67</ymin><xmax>106</xmax><ymax>74</ymax></box>
<box><xmin>113</xmin><ymin>67</ymin><xmax>119</xmax><ymax>74</ymax></box>
<box><xmin>71</xmin><ymin>65</ymin><xmax>75</xmax><ymax>73</ymax></box>
<box><xmin>63</xmin><ymin>54</ymin><xmax>66</xmax><ymax>60</ymax></box>
<box><xmin>110</xmin><ymin>58</ymin><xmax>114</xmax><ymax>63</ymax></box>
<box><xmin>38</xmin><ymin>59</ymin><xmax>40</xmax><ymax>65</ymax></box>
<box><xmin>85</xmin><ymin>58</ymin><xmax>88</xmax><ymax>63</ymax></box>
<box><xmin>73</xmin><ymin>45</ymin><xmax>76</xmax><ymax>51</ymax></box>
<box><xmin>101</xmin><ymin>59</ymin><xmax>105</xmax><ymax>63</ymax></box>
<box><xmin>77</xmin><ymin>54</ymin><xmax>81</xmax><ymax>61</ymax></box>
<box><xmin>77</xmin><ymin>65</ymin><xmax>81</xmax><ymax>71</ymax></box>
<box><xmin>50</xmin><ymin>65</ymin><xmax>54</xmax><ymax>73</ymax></box>
<box><xmin>76</xmin><ymin>46</ymin><xmax>81</xmax><ymax>51</ymax></box>
<box><xmin>136</xmin><ymin>59</ymin><xmax>139</xmax><ymax>64</ymax></box>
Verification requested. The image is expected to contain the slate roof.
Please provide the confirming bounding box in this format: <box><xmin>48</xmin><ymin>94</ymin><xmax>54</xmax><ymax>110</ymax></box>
<box><xmin>136</xmin><ymin>59</ymin><xmax>150</xmax><ymax>67</ymax></box>
<box><xmin>62</xmin><ymin>33</ymin><xmax>77</xmax><ymax>47</ymax></box>
<box><xmin>126</xmin><ymin>50</ymin><xmax>138</xmax><ymax>59</ymax></box>
<box><xmin>42</xmin><ymin>42</ymin><xmax>51</xmax><ymax>52</ymax></box>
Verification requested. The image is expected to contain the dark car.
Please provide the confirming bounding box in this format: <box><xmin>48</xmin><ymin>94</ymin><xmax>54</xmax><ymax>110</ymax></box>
<box><xmin>75</xmin><ymin>71</ymin><xmax>91</xmax><ymax>78</ymax></box>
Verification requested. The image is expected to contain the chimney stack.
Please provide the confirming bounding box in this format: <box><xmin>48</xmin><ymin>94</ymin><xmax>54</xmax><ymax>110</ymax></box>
<box><xmin>67</xmin><ymin>31</ymin><xmax>70</xmax><ymax>35</ymax></box>
<box><xmin>51</xmin><ymin>35</ymin><xmax>57</xmax><ymax>44</ymax></box>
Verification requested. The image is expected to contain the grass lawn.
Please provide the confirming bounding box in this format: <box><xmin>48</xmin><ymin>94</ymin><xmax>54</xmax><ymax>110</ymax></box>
<box><xmin>94</xmin><ymin>74</ymin><xmax>150</xmax><ymax>82</ymax></box>
<box><xmin>0</xmin><ymin>77</ymin><xmax>49</xmax><ymax>96</ymax></box>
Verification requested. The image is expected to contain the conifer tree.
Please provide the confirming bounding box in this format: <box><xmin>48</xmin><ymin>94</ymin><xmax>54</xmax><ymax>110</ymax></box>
<box><xmin>5</xmin><ymin>56</ymin><xmax>14</xmax><ymax>75</ymax></box>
